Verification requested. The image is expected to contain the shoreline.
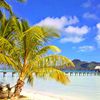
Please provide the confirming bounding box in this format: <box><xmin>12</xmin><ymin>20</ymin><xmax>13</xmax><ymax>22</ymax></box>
<box><xmin>21</xmin><ymin>90</ymin><xmax>85</xmax><ymax>100</ymax></box>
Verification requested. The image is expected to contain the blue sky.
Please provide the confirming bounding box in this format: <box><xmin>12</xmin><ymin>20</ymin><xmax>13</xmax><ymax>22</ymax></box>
<box><xmin>6</xmin><ymin>0</ymin><xmax>100</xmax><ymax>62</ymax></box>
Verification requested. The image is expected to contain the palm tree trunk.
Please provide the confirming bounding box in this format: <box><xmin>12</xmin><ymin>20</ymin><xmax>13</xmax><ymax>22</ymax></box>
<box><xmin>11</xmin><ymin>79</ymin><xmax>24</xmax><ymax>98</ymax></box>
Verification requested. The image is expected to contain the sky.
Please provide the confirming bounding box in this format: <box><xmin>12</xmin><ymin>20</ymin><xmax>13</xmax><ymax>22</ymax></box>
<box><xmin>6</xmin><ymin>0</ymin><xmax>100</xmax><ymax>62</ymax></box>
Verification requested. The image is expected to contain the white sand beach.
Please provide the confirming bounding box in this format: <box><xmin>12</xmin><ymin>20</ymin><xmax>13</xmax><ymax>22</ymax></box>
<box><xmin>21</xmin><ymin>90</ymin><xmax>85</xmax><ymax>100</ymax></box>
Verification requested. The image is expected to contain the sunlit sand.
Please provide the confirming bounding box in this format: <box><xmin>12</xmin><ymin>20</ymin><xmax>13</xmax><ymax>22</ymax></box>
<box><xmin>21</xmin><ymin>90</ymin><xmax>86</xmax><ymax>100</ymax></box>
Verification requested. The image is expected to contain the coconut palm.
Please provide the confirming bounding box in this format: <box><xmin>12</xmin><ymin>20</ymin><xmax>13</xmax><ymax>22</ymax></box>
<box><xmin>0</xmin><ymin>13</ymin><xmax>74</xmax><ymax>99</ymax></box>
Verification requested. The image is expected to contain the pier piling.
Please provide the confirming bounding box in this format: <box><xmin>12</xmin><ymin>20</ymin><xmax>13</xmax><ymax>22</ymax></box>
<box><xmin>3</xmin><ymin>72</ymin><xmax>7</xmax><ymax>77</ymax></box>
<box><xmin>12</xmin><ymin>72</ymin><xmax>16</xmax><ymax>77</ymax></box>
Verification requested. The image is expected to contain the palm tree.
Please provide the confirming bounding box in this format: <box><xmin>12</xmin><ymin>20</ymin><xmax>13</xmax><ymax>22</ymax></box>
<box><xmin>0</xmin><ymin>13</ymin><xmax>74</xmax><ymax>99</ymax></box>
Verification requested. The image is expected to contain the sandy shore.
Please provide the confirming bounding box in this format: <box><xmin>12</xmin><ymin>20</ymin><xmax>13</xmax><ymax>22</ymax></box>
<box><xmin>21</xmin><ymin>91</ymin><xmax>65</xmax><ymax>100</ymax></box>
<box><xmin>21</xmin><ymin>91</ymin><xmax>83</xmax><ymax>100</ymax></box>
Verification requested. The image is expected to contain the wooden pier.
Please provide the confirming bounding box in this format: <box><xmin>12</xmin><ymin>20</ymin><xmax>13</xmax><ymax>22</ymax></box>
<box><xmin>63</xmin><ymin>70</ymin><xmax>100</xmax><ymax>76</ymax></box>
<box><xmin>66</xmin><ymin>72</ymin><xmax>100</xmax><ymax>76</ymax></box>
<box><xmin>0</xmin><ymin>70</ymin><xmax>100</xmax><ymax>77</ymax></box>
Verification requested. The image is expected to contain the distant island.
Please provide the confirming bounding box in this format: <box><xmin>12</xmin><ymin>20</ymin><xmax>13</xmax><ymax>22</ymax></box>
<box><xmin>72</xmin><ymin>59</ymin><xmax>100</xmax><ymax>70</ymax></box>
<box><xmin>61</xmin><ymin>59</ymin><xmax>100</xmax><ymax>71</ymax></box>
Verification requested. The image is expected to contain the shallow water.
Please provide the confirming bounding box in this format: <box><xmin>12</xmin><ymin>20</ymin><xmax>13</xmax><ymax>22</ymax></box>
<box><xmin>0</xmin><ymin>73</ymin><xmax>100</xmax><ymax>100</ymax></box>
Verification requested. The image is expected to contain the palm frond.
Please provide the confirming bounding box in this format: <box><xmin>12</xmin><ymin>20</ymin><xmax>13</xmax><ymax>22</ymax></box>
<box><xmin>11</xmin><ymin>17</ymin><xmax>25</xmax><ymax>40</ymax></box>
<box><xmin>0</xmin><ymin>53</ymin><xmax>20</xmax><ymax>72</ymax></box>
<box><xmin>37</xmin><ymin>45</ymin><xmax>61</xmax><ymax>55</ymax></box>
<box><xmin>26</xmin><ymin>73</ymin><xmax>34</xmax><ymax>86</ymax></box>
<box><xmin>0</xmin><ymin>12</ymin><xmax>6</xmax><ymax>35</ymax></box>
<box><xmin>23</xmin><ymin>55</ymin><xmax>74</xmax><ymax>85</ymax></box>
<box><xmin>24</xmin><ymin>26</ymin><xmax>60</xmax><ymax>47</ymax></box>
<box><xmin>24</xmin><ymin>26</ymin><xmax>47</xmax><ymax>44</ymax></box>
<box><xmin>22</xmin><ymin>26</ymin><xmax>60</xmax><ymax>61</ymax></box>
<box><xmin>0</xmin><ymin>10</ymin><xmax>3</xmax><ymax>20</ymax></box>
<box><xmin>0</xmin><ymin>0</ymin><xmax>13</xmax><ymax>15</ymax></box>
<box><xmin>34</xmin><ymin>67</ymin><xmax>69</xmax><ymax>84</ymax></box>
<box><xmin>0</xmin><ymin>36</ymin><xmax>19</xmax><ymax>56</ymax></box>
<box><xmin>27</xmin><ymin>45</ymin><xmax>61</xmax><ymax>61</ymax></box>
<box><xmin>42</xmin><ymin>26</ymin><xmax>60</xmax><ymax>38</ymax></box>
<box><xmin>0</xmin><ymin>15</ymin><xmax>19</xmax><ymax>40</ymax></box>
<box><xmin>0</xmin><ymin>36</ymin><xmax>13</xmax><ymax>51</ymax></box>
<box><xmin>23</xmin><ymin>26</ymin><xmax>48</xmax><ymax>58</ymax></box>
<box><xmin>0</xmin><ymin>36</ymin><xmax>22</xmax><ymax>66</ymax></box>
<box><xmin>33</xmin><ymin>55</ymin><xmax>75</xmax><ymax>69</ymax></box>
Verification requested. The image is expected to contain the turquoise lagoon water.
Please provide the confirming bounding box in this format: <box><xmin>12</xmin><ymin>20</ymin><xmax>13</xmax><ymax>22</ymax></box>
<box><xmin>0</xmin><ymin>72</ymin><xmax>100</xmax><ymax>100</ymax></box>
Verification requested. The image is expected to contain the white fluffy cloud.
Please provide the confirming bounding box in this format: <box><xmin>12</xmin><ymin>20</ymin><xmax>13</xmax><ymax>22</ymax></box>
<box><xmin>95</xmin><ymin>23</ymin><xmax>100</xmax><ymax>46</ymax></box>
<box><xmin>36</xmin><ymin>16</ymin><xmax>89</xmax><ymax>43</ymax></box>
<box><xmin>65</xmin><ymin>26</ymin><xmax>89</xmax><ymax>35</ymax></box>
<box><xmin>36</xmin><ymin>16</ymin><xmax>66</xmax><ymax>30</ymax></box>
<box><xmin>60</xmin><ymin>37</ymin><xmax>84</xmax><ymax>43</ymax></box>
<box><xmin>78</xmin><ymin>45</ymin><xmax>95</xmax><ymax>52</ymax></box>
<box><xmin>97</xmin><ymin>23</ymin><xmax>100</xmax><ymax>29</ymax></box>
<box><xmin>36</xmin><ymin>16</ymin><xmax>79</xmax><ymax>30</ymax></box>
<box><xmin>60</xmin><ymin>26</ymin><xmax>90</xmax><ymax>43</ymax></box>
<box><xmin>83</xmin><ymin>12</ymin><xmax>99</xmax><ymax>20</ymax></box>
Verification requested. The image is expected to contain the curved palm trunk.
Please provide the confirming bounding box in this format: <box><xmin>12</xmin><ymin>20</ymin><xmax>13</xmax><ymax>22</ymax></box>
<box><xmin>11</xmin><ymin>79</ymin><xmax>24</xmax><ymax>99</ymax></box>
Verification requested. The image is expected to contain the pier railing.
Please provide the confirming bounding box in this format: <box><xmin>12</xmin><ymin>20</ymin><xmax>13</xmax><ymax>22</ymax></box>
<box><xmin>0</xmin><ymin>70</ymin><xmax>100</xmax><ymax>77</ymax></box>
<box><xmin>0</xmin><ymin>70</ymin><xmax>16</xmax><ymax>77</ymax></box>
<box><xmin>63</xmin><ymin>70</ymin><xmax>100</xmax><ymax>76</ymax></box>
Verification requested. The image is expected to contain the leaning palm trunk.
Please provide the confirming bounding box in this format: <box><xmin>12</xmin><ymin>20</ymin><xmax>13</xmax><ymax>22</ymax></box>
<box><xmin>11</xmin><ymin>72</ymin><xmax>25</xmax><ymax>98</ymax></box>
<box><xmin>11</xmin><ymin>79</ymin><xmax>24</xmax><ymax>98</ymax></box>
<box><xmin>14</xmin><ymin>79</ymin><xmax>24</xmax><ymax>97</ymax></box>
